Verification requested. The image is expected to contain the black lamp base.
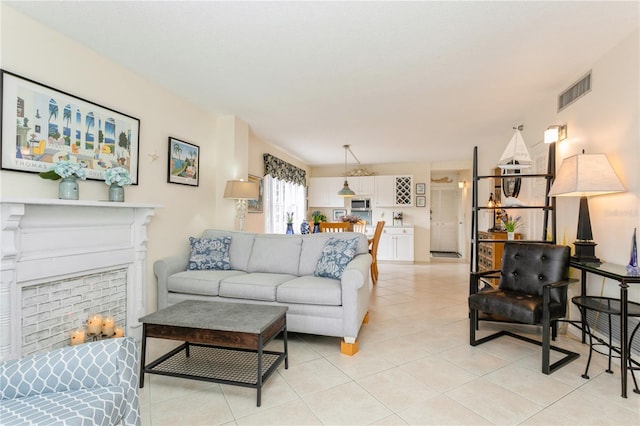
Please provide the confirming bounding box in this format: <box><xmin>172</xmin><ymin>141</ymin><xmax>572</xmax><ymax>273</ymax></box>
<box><xmin>571</xmin><ymin>241</ymin><xmax>601</xmax><ymax>264</ymax></box>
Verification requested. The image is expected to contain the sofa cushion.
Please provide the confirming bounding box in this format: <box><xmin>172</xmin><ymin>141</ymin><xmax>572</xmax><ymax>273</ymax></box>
<box><xmin>277</xmin><ymin>276</ymin><xmax>342</xmax><ymax>306</ymax></box>
<box><xmin>0</xmin><ymin>386</ymin><xmax>127</xmax><ymax>426</ymax></box>
<box><xmin>219</xmin><ymin>273</ymin><xmax>297</xmax><ymax>301</ymax></box>
<box><xmin>188</xmin><ymin>236</ymin><xmax>231</xmax><ymax>270</ymax></box>
<box><xmin>247</xmin><ymin>235</ymin><xmax>302</xmax><ymax>275</ymax></box>
<box><xmin>315</xmin><ymin>237</ymin><xmax>359</xmax><ymax>280</ymax></box>
<box><xmin>201</xmin><ymin>230</ymin><xmax>255</xmax><ymax>271</ymax></box>
<box><xmin>168</xmin><ymin>270</ymin><xmax>246</xmax><ymax>296</ymax></box>
<box><xmin>299</xmin><ymin>233</ymin><xmax>369</xmax><ymax>276</ymax></box>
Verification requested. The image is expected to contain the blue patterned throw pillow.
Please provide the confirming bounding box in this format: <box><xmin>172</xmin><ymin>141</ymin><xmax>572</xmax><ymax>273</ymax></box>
<box><xmin>188</xmin><ymin>236</ymin><xmax>232</xmax><ymax>270</ymax></box>
<box><xmin>315</xmin><ymin>237</ymin><xmax>359</xmax><ymax>280</ymax></box>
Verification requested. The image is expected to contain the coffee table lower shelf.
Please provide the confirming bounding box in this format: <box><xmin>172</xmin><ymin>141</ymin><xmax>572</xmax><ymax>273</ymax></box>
<box><xmin>143</xmin><ymin>342</ymin><xmax>286</xmax><ymax>405</ymax></box>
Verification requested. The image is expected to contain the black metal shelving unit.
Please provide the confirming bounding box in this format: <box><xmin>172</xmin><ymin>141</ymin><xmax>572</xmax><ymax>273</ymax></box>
<box><xmin>470</xmin><ymin>144</ymin><xmax>557</xmax><ymax>280</ymax></box>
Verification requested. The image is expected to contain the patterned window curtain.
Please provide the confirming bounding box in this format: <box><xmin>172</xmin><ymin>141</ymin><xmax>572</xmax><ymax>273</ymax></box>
<box><xmin>263</xmin><ymin>154</ymin><xmax>306</xmax><ymax>187</ymax></box>
<box><xmin>263</xmin><ymin>154</ymin><xmax>307</xmax><ymax>234</ymax></box>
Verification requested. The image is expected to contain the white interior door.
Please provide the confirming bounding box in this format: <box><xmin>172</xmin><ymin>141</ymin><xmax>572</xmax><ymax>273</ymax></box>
<box><xmin>431</xmin><ymin>187</ymin><xmax>459</xmax><ymax>252</ymax></box>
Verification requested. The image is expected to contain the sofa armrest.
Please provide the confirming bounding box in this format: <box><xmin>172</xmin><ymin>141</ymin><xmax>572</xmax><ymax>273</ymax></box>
<box><xmin>1</xmin><ymin>337</ymin><xmax>140</xmax><ymax>425</ymax></box>
<box><xmin>341</xmin><ymin>253</ymin><xmax>372</xmax><ymax>290</ymax></box>
<box><xmin>341</xmin><ymin>253</ymin><xmax>372</xmax><ymax>338</ymax></box>
<box><xmin>154</xmin><ymin>254</ymin><xmax>189</xmax><ymax>309</ymax></box>
<box><xmin>1</xmin><ymin>337</ymin><xmax>139</xmax><ymax>398</ymax></box>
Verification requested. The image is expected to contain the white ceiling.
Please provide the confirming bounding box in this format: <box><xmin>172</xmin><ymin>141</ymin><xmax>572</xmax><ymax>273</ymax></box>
<box><xmin>6</xmin><ymin>1</ymin><xmax>639</xmax><ymax>167</ymax></box>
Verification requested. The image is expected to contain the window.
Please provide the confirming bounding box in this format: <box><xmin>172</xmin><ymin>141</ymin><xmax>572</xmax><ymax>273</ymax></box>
<box><xmin>264</xmin><ymin>175</ymin><xmax>305</xmax><ymax>234</ymax></box>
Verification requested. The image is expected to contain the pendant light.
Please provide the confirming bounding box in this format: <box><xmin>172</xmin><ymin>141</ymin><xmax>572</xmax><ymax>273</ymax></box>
<box><xmin>337</xmin><ymin>145</ymin><xmax>356</xmax><ymax>197</ymax></box>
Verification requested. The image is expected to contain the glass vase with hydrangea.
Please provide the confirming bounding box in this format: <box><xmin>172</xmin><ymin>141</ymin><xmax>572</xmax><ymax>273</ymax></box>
<box><xmin>39</xmin><ymin>160</ymin><xmax>87</xmax><ymax>200</ymax></box>
<box><xmin>104</xmin><ymin>167</ymin><xmax>131</xmax><ymax>202</ymax></box>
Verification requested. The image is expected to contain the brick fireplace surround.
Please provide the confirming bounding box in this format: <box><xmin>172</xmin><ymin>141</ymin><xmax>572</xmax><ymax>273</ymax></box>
<box><xmin>0</xmin><ymin>198</ymin><xmax>159</xmax><ymax>362</ymax></box>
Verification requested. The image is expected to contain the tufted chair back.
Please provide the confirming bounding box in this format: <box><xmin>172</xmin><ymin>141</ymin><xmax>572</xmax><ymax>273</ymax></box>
<box><xmin>499</xmin><ymin>243</ymin><xmax>570</xmax><ymax>305</ymax></box>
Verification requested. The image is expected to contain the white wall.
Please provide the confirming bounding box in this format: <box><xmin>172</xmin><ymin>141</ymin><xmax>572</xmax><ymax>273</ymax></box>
<box><xmin>1</xmin><ymin>6</ymin><xmax>223</xmax><ymax>311</ymax></box>
<box><xmin>552</xmin><ymin>30</ymin><xmax>639</xmax><ymax>306</ymax></box>
<box><xmin>0</xmin><ymin>6</ymin><xmax>313</xmax><ymax>312</ymax></box>
<box><xmin>478</xmin><ymin>30</ymin><xmax>640</xmax><ymax>309</ymax></box>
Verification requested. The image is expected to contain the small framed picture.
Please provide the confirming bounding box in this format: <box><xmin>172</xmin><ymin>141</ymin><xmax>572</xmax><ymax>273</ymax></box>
<box><xmin>168</xmin><ymin>137</ymin><xmax>199</xmax><ymax>186</ymax></box>
<box><xmin>416</xmin><ymin>182</ymin><xmax>426</xmax><ymax>195</ymax></box>
<box><xmin>416</xmin><ymin>196</ymin><xmax>426</xmax><ymax>207</ymax></box>
<box><xmin>247</xmin><ymin>174</ymin><xmax>263</xmax><ymax>213</ymax></box>
<box><xmin>333</xmin><ymin>209</ymin><xmax>347</xmax><ymax>221</ymax></box>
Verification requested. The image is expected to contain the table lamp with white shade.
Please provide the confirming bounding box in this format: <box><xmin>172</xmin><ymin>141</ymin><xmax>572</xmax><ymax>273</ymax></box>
<box><xmin>223</xmin><ymin>179</ymin><xmax>259</xmax><ymax>232</ymax></box>
<box><xmin>548</xmin><ymin>151</ymin><xmax>625</xmax><ymax>263</ymax></box>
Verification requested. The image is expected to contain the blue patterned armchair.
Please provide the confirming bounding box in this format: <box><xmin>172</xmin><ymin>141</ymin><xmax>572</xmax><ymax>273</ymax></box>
<box><xmin>1</xmin><ymin>337</ymin><xmax>140</xmax><ymax>426</ymax></box>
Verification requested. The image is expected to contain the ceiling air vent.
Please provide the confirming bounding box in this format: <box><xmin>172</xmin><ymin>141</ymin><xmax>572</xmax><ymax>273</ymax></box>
<box><xmin>558</xmin><ymin>71</ymin><xmax>591</xmax><ymax>112</ymax></box>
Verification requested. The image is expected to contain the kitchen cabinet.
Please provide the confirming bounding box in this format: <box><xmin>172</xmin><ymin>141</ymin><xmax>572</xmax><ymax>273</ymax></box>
<box><xmin>308</xmin><ymin>177</ymin><xmax>346</xmax><ymax>208</ymax></box>
<box><xmin>377</xmin><ymin>226</ymin><xmax>414</xmax><ymax>262</ymax></box>
<box><xmin>374</xmin><ymin>175</ymin><xmax>413</xmax><ymax>207</ymax></box>
<box><xmin>349</xmin><ymin>176</ymin><xmax>375</xmax><ymax>196</ymax></box>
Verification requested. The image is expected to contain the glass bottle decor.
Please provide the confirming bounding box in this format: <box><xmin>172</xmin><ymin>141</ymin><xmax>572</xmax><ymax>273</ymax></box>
<box><xmin>59</xmin><ymin>176</ymin><xmax>79</xmax><ymax>200</ymax></box>
<box><xmin>109</xmin><ymin>183</ymin><xmax>125</xmax><ymax>202</ymax></box>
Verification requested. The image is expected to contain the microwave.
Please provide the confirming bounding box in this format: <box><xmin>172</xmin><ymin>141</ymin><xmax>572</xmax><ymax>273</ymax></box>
<box><xmin>351</xmin><ymin>198</ymin><xmax>371</xmax><ymax>210</ymax></box>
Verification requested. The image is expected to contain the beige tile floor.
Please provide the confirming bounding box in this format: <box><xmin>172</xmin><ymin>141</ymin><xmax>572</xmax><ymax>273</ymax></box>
<box><xmin>139</xmin><ymin>261</ymin><xmax>640</xmax><ymax>425</ymax></box>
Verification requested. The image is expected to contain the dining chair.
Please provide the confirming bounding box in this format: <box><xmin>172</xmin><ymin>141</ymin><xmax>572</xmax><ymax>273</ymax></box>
<box><xmin>368</xmin><ymin>221</ymin><xmax>385</xmax><ymax>284</ymax></box>
<box><xmin>352</xmin><ymin>220</ymin><xmax>367</xmax><ymax>234</ymax></box>
<box><xmin>319</xmin><ymin>222</ymin><xmax>350</xmax><ymax>233</ymax></box>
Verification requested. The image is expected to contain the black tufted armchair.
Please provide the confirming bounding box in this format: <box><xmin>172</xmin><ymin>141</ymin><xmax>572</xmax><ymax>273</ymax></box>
<box><xmin>469</xmin><ymin>243</ymin><xmax>579</xmax><ymax>374</ymax></box>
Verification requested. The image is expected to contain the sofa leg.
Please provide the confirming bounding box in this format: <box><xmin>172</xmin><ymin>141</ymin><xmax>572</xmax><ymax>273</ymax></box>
<box><xmin>363</xmin><ymin>312</ymin><xmax>370</xmax><ymax>324</ymax></box>
<box><xmin>341</xmin><ymin>339</ymin><xmax>359</xmax><ymax>356</ymax></box>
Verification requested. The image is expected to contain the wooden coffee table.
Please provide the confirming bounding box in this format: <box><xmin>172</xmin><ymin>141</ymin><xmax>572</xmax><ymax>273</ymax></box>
<box><xmin>138</xmin><ymin>300</ymin><xmax>288</xmax><ymax>406</ymax></box>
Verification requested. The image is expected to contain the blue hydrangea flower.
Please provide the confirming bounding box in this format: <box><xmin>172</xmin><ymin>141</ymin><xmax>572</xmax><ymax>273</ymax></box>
<box><xmin>104</xmin><ymin>167</ymin><xmax>132</xmax><ymax>186</ymax></box>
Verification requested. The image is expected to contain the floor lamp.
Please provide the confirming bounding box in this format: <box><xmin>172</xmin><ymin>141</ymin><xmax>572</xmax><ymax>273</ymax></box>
<box><xmin>223</xmin><ymin>179</ymin><xmax>259</xmax><ymax>232</ymax></box>
<box><xmin>548</xmin><ymin>151</ymin><xmax>624</xmax><ymax>263</ymax></box>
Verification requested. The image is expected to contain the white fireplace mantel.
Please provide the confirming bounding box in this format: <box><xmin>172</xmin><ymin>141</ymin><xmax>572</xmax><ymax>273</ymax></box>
<box><xmin>0</xmin><ymin>198</ymin><xmax>160</xmax><ymax>361</ymax></box>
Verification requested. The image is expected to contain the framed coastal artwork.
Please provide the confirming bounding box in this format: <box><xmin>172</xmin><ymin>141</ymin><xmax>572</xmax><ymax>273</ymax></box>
<box><xmin>167</xmin><ymin>137</ymin><xmax>199</xmax><ymax>186</ymax></box>
<box><xmin>333</xmin><ymin>209</ymin><xmax>347</xmax><ymax>221</ymax></box>
<box><xmin>247</xmin><ymin>174</ymin><xmax>263</xmax><ymax>213</ymax></box>
<box><xmin>1</xmin><ymin>69</ymin><xmax>140</xmax><ymax>183</ymax></box>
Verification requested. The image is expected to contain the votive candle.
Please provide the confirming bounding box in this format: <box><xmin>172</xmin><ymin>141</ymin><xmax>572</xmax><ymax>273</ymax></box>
<box><xmin>87</xmin><ymin>314</ymin><xmax>102</xmax><ymax>335</ymax></box>
<box><xmin>70</xmin><ymin>329</ymin><xmax>86</xmax><ymax>345</ymax></box>
<box><xmin>102</xmin><ymin>316</ymin><xmax>115</xmax><ymax>336</ymax></box>
<box><xmin>114</xmin><ymin>326</ymin><xmax>124</xmax><ymax>338</ymax></box>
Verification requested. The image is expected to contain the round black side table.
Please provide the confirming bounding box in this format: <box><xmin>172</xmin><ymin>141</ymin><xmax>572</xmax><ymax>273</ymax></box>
<box><xmin>572</xmin><ymin>296</ymin><xmax>640</xmax><ymax>394</ymax></box>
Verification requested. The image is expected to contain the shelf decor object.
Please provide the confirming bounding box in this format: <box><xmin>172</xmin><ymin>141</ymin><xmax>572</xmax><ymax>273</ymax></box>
<box><xmin>497</xmin><ymin>125</ymin><xmax>532</xmax><ymax>170</ymax></box>
<box><xmin>549</xmin><ymin>151</ymin><xmax>625</xmax><ymax>264</ymax></box>
<box><xmin>627</xmin><ymin>228</ymin><xmax>639</xmax><ymax>275</ymax></box>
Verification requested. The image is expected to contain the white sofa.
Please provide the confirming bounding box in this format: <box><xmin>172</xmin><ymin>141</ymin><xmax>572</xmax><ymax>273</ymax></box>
<box><xmin>154</xmin><ymin>230</ymin><xmax>372</xmax><ymax>355</ymax></box>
